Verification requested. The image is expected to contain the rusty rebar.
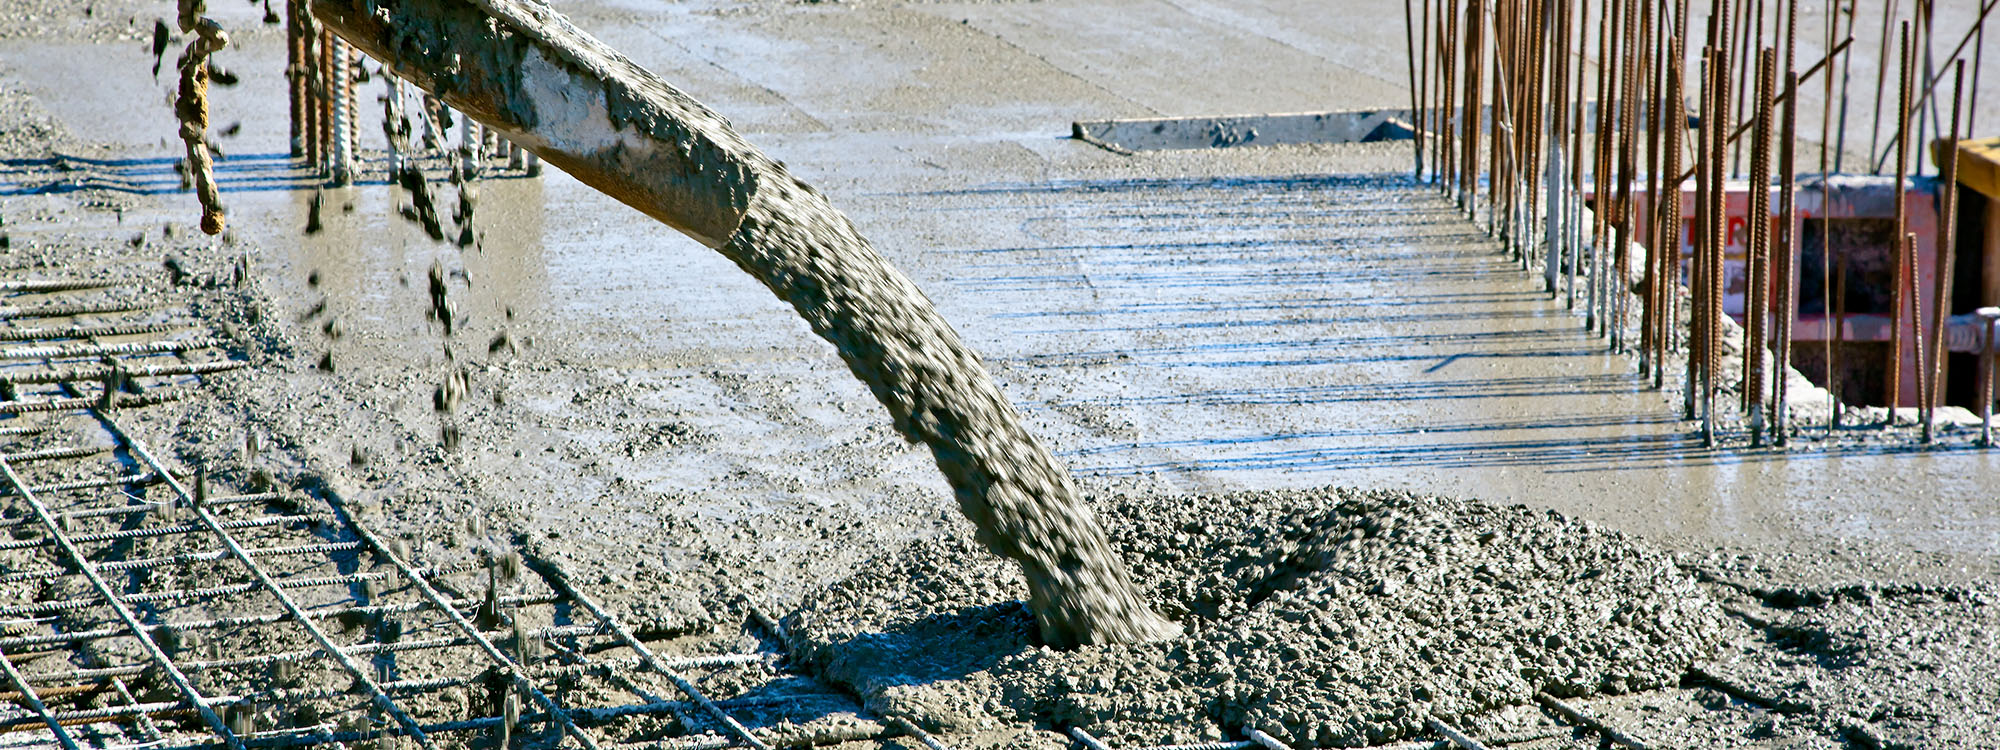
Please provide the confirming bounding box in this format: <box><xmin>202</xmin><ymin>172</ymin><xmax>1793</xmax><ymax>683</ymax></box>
<box><xmin>1665</xmin><ymin>29</ymin><xmax>1688</xmax><ymax>375</ymax></box>
<box><xmin>286</xmin><ymin>0</ymin><xmax>302</xmax><ymax>157</ymax></box>
<box><xmin>1728</xmin><ymin>0</ymin><xmax>1755</xmax><ymax>178</ymax></box>
<box><xmin>1886</xmin><ymin>21</ymin><xmax>1912</xmax><ymax>423</ymax></box>
<box><xmin>1904</xmin><ymin>231</ymin><xmax>1926</xmax><ymax>428</ymax></box>
<box><xmin>1643</xmin><ymin>0</ymin><xmax>1666</xmax><ymax>380</ymax></box>
<box><xmin>1973</xmin><ymin>4</ymin><xmax>1987</xmax><ymax>136</ymax></box>
<box><xmin>1406</xmin><ymin>0</ymin><xmax>1424</xmax><ymax>180</ymax></box>
<box><xmin>0</xmin><ymin>642</ymin><xmax>80</xmax><ymax>750</ymax></box>
<box><xmin>1465</xmin><ymin>0</ymin><xmax>1485</xmax><ymax>216</ymax></box>
<box><xmin>1589</xmin><ymin>0</ymin><xmax>1619</xmax><ymax>335</ymax></box>
<box><xmin>1921</xmin><ymin>61</ymin><xmax>1966</xmax><ymax>443</ymax></box>
<box><xmin>319</xmin><ymin>27</ymin><xmax>335</xmax><ymax>174</ymax></box>
<box><xmin>1821</xmin><ymin>0</ymin><xmax>1839</xmax><ymax>428</ymax></box>
<box><xmin>1689</xmin><ymin>46</ymin><xmax>1712</xmax><ymax>424</ymax></box>
<box><xmin>1746</xmin><ymin>48</ymin><xmax>1777</xmax><ymax>445</ymax></box>
<box><xmin>1774</xmin><ymin>64</ymin><xmax>1798</xmax><ymax>443</ymax></box>
<box><xmin>1535</xmin><ymin>693</ymin><xmax>1653</xmax><ymax>749</ymax></box>
<box><xmin>1569</xmin><ymin>0</ymin><xmax>1592</xmax><ymax>311</ymax></box>
<box><xmin>1419</xmin><ymin>0</ymin><xmax>1434</xmax><ymax>182</ymax></box>
<box><xmin>1610</xmin><ymin>0</ymin><xmax>1642</xmax><ymax>352</ymax></box>
<box><xmin>1867</xmin><ymin>0</ymin><xmax>1899</xmax><ymax>174</ymax></box>
<box><xmin>1709</xmin><ymin>38</ymin><xmax>1730</xmax><ymax>446</ymax></box>
<box><xmin>1867</xmin><ymin>0</ymin><xmax>1999</xmax><ymax>174</ymax></box>
<box><xmin>1446</xmin><ymin>0</ymin><xmax>1462</xmax><ymax>198</ymax></box>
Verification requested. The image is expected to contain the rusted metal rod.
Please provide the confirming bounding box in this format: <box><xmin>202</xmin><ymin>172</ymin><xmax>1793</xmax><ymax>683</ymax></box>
<box><xmin>1671</xmin><ymin>36</ymin><xmax>1851</xmax><ymax>185</ymax></box>
<box><xmin>1426</xmin><ymin>716</ymin><xmax>1491</xmax><ymax>750</ymax></box>
<box><xmin>0</xmin><ymin>643</ymin><xmax>80</xmax><ymax>750</ymax></box>
<box><xmin>1886</xmin><ymin>21</ymin><xmax>1913</xmax><ymax>423</ymax></box>
<box><xmin>0</xmin><ymin>301</ymin><xmax>153</xmax><ymax>320</ymax></box>
<box><xmin>0</xmin><ymin>539</ymin><xmax>348</xmax><ymax>585</ymax></box>
<box><xmin>1774</xmin><ymin>64</ymin><xmax>1798</xmax><ymax>443</ymax></box>
<box><xmin>1746</xmin><ymin>48</ymin><xmax>1777</xmax><ymax>445</ymax></box>
<box><xmin>1405</xmin><ymin>0</ymin><xmax>1424</xmax><ymax>179</ymax></box>
<box><xmin>1922</xmin><ymin>60</ymin><xmax>1965</xmax><ymax>443</ymax></box>
<box><xmin>1904</xmin><ymin>231</ymin><xmax>1925</xmax><ymax>426</ymax></box>
<box><xmin>1867</xmin><ymin>0</ymin><xmax>1999</xmax><ymax>174</ymax></box>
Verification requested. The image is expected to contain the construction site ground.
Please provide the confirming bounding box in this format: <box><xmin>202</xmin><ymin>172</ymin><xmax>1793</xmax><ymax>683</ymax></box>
<box><xmin>1</xmin><ymin>0</ymin><xmax>1997</xmax><ymax>748</ymax></box>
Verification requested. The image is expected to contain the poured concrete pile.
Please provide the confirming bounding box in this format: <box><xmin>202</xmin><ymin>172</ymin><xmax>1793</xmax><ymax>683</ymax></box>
<box><xmin>784</xmin><ymin>488</ymin><xmax>1729</xmax><ymax>748</ymax></box>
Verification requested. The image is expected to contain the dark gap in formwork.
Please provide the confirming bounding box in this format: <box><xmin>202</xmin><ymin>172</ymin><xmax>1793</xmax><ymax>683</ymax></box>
<box><xmin>781</xmin><ymin>488</ymin><xmax>1729</xmax><ymax>749</ymax></box>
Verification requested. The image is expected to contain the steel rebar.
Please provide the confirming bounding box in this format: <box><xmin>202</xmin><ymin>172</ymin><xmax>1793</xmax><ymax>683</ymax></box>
<box><xmin>1886</xmin><ymin>21</ymin><xmax>1913</xmax><ymax>423</ymax></box>
<box><xmin>0</xmin><ymin>458</ymin><xmax>243</xmax><ymax>749</ymax></box>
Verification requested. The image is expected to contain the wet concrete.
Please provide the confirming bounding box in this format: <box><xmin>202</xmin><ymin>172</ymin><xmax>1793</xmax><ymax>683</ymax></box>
<box><xmin>787</xmin><ymin>487</ymin><xmax>1730</xmax><ymax>748</ymax></box>
<box><xmin>8</xmin><ymin>0</ymin><xmax>1995</xmax><ymax>594</ymax></box>
<box><xmin>3</xmin><ymin>0</ymin><xmax>1999</xmax><ymax>746</ymax></box>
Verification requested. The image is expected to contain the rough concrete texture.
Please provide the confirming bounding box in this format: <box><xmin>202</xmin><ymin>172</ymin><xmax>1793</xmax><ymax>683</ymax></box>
<box><xmin>786</xmin><ymin>487</ymin><xmax>1728</xmax><ymax>747</ymax></box>
<box><xmin>6</xmin><ymin>0</ymin><xmax>2000</xmax><ymax>746</ymax></box>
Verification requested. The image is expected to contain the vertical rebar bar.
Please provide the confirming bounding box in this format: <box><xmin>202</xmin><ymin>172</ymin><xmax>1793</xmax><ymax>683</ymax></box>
<box><xmin>1420</xmin><ymin>0</ymin><xmax>1434</xmax><ymax>182</ymax></box>
<box><xmin>1568</xmin><ymin>0</ymin><xmax>1584</xmax><ymax>312</ymax></box>
<box><xmin>1822</xmin><ymin>0</ymin><xmax>1840</xmax><ymax>428</ymax></box>
<box><xmin>1972</xmin><ymin>6</ymin><xmax>1987</xmax><ymax>137</ymax></box>
<box><xmin>319</xmin><ymin>28</ymin><xmax>336</xmax><ymax>177</ymax></box>
<box><xmin>1923</xmin><ymin>61</ymin><xmax>1965</xmax><ymax>443</ymax></box>
<box><xmin>1746</xmin><ymin>48</ymin><xmax>1777</xmax><ymax>445</ymax></box>
<box><xmin>346</xmin><ymin>43</ymin><xmax>361</xmax><ymax>180</ymax></box>
<box><xmin>1665</xmin><ymin>30</ymin><xmax>1688</xmax><ymax>384</ymax></box>
<box><xmin>1644</xmin><ymin>0</ymin><xmax>1668</xmax><ymax>381</ymax></box>
<box><xmin>1915</xmin><ymin>0</ymin><xmax>1937</xmax><ymax>181</ymax></box>
<box><xmin>1690</xmin><ymin>46</ymin><xmax>1712</xmax><ymax>422</ymax></box>
<box><xmin>1591</xmin><ymin>0</ymin><xmax>1619</xmax><ymax>334</ymax></box>
<box><xmin>1625</xmin><ymin>0</ymin><xmax>1649</xmax><ymax>353</ymax></box>
<box><xmin>1447</xmin><ymin>0</ymin><xmax>1463</xmax><ymax>198</ymax></box>
<box><xmin>1775</xmin><ymin>64</ymin><xmax>1799</xmax><ymax>443</ymax></box>
<box><xmin>1729</xmin><ymin>0</ymin><xmax>1755</xmax><ymax>177</ymax></box>
<box><xmin>1546</xmin><ymin>0</ymin><xmax>1571</xmax><ymax>296</ymax></box>
<box><xmin>1905</xmin><ymin>231</ymin><xmax>1927</xmax><ymax>428</ymax></box>
<box><xmin>286</xmin><ymin>0</ymin><xmax>302</xmax><ymax>158</ymax></box>
<box><xmin>304</xmin><ymin>18</ymin><xmax>321</xmax><ymax>169</ymax></box>
<box><xmin>1868</xmin><ymin>0</ymin><xmax>1900</xmax><ymax>174</ymax></box>
<box><xmin>1467</xmin><ymin>0</ymin><xmax>1486</xmax><ymax>219</ymax></box>
<box><xmin>1693</xmin><ymin>45</ymin><xmax>1713</xmax><ymax>428</ymax></box>
<box><xmin>1886</xmin><ymin>21</ymin><xmax>1913</xmax><ymax>423</ymax></box>
<box><xmin>1710</xmin><ymin>39</ymin><xmax>1732</xmax><ymax>445</ymax></box>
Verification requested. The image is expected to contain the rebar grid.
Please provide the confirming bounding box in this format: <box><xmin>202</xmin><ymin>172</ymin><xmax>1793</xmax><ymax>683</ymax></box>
<box><xmin>0</xmin><ymin>456</ymin><xmax>244</xmax><ymax>749</ymax></box>
<box><xmin>0</xmin><ymin>282</ymin><xmax>866</xmax><ymax>750</ymax></box>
